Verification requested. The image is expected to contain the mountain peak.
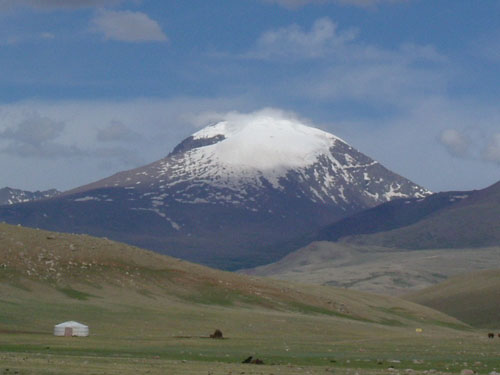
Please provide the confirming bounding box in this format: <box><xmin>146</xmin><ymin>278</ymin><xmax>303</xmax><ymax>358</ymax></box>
<box><xmin>70</xmin><ymin>109</ymin><xmax>430</xmax><ymax>208</ymax></box>
<box><xmin>1</xmin><ymin>109</ymin><xmax>431</xmax><ymax>269</ymax></box>
<box><xmin>189</xmin><ymin>111</ymin><xmax>343</xmax><ymax>173</ymax></box>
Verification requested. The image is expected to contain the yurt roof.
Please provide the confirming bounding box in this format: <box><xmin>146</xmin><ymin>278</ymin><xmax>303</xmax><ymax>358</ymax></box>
<box><xmin>54</xmin><ymin>321</ymin><xmax>88</xmax><ymax>328</ymax></box>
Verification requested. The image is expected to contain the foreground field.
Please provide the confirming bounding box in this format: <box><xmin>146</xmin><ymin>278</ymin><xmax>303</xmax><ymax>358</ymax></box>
<box><xmin>0</xmin><ymin>279</ymin><xmax>481</xmax><ymax>373</ymax></box>
<box><xmin>2</xmin><ymin>341</ymin><xmax>500</xmax><ymax>375</ymax></box>
<box><xmin>1</xmin><ymin>223</ymin><xmax>498</xmax><ymax>374</ymax></box>
<box><xmin>1</xmin><ymin>280</ymin><xmax>497</xmax><ymax>374</ymax></box>
<box><xmin>2</xmin><ymin>323</ymin><xmax>500</xmax><ymax>375</ymax></box>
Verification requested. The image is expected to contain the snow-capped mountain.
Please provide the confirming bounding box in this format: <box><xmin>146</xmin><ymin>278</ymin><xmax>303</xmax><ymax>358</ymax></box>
<box><xmin>0</xmin><ymin>110</ymin><xmax>429</xmax><ymax>269</ymax></box>
<box><xmin>0</xmin><ymin>187</ymin><xmax>60</xmax><ymax>206</ymax></box>
<box><xmin>72</xmin><ymin>111</ymin><xmax>428</xmax><ymax>211</ymax></box>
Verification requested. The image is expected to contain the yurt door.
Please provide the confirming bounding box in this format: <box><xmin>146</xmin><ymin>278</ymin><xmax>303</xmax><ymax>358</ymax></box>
<box><xmin>64</xmin><ymin>327</ymin><xmax>73</xmax><ymax>337</ymax></box>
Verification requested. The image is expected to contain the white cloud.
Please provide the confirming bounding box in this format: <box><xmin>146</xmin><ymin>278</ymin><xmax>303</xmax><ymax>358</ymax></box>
<box><xmin>300</xmin><ymin>63</ymin><xmax>445</xmax><ymax>105</ymax></box>
<box><xmin>245</xmin><ymin>17</ymin><xmax>445</xmax><ymax>64</ymax></box>
<box><xmin>242</xmin><ymin>18</ymin><xmax>446</xmax><ymax>107</ymax></box>
<box><xmin>246</xmin><ymin>18</ymin><xmax>357</xmax><ymax>60</ymax></box>
<box><xmin>263</xmin><ymin>0</ymin><xmax>321</xmax><ymax>7</ymax></box>
<box><xmin>263</xmin><ymin>0</ymin><xmax>407</xmax><ymax>9</ymax></box>
<box><xmin>90</xmin><ymin>9</ymin><xmax>167</xmax><ymax>42</ymax></box>
<box><xmin>0</xmin><ymin>113</ymin><xmax>88</xmax><ymax>158</ymax></box>
<box><xmin>2</xmin><ymin>142</ymin><xmax>87</xmax><ymax>159</ymax></box>
<box><xmin>40</xmin><ymin>32</ymin><xmax>55</xmax><ymax>39</ymax></box>
<box><xmin>1</xmin><ymin>31</ymin><xmax>57</xmax><ymax>45</ymax></box>
<box><xmin>436</xmin><ymin>124</ymin><xmax>500</xmax><ymax>166</ymax></box>
<box><xmin>1</xmin><ymin>112</ymin><xmax>65</xmax><ymax>146</ymax></box>
<box><xmin>324</xmin><ymin>96</ymin><xmax>500</xmax><ymax>192</ymax></box>
<box><xmin>483</xmin><ymin>133</ymin><xmax>500</xmax><ymax>163</ymax></box>
<box><xmin>185</xmin><ymin>107</ymin><xmax>310</xmax><ymax>130</ymax></box>
<box><xmin>439</xmin><ymin>129</ymin><xmax>470</xmax><ymax>158</ymax></box>
<box><xmin>96</xmin><ymin>120</ymin><xmax>139</xmax><ymax>142</ymax></box>
<box><xmin>0</xmin><ymin>96</ymin><xmax>249</xmax><ymax>190</ymax></box>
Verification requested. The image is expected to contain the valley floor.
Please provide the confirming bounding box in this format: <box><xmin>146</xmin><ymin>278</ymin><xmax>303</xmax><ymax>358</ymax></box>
<box><xmin>2</xmin><ymin>326</ymin><xmax>500</xmax><ymax>374</ymax></box>
<box><xmin>244</xmin><ymin>243</ymin><xmax>500</xmax><ymax>296</ymax></box>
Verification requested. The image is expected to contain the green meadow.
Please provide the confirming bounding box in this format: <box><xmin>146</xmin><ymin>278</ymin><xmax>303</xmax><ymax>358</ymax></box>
<box><xmin>1</xmin><ymin>223</ymin><xmax>499</xmax><ymax>374</ymax></box>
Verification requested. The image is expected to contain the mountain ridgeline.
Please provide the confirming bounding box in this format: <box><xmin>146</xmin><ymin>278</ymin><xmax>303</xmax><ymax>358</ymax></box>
<box><xmin>318</xmin><ymin>180</ymin><xmax>500</xmax><ymax>249</ymax></box>
<box><xmin>0</xmin><ymin>112</ymin><xmax>429</xmax><ymax>269</ymax></box>
<box><xmin>0</xmin><ymin>187</ymin><xmax>60</xmax><ymax>206</ymax></box>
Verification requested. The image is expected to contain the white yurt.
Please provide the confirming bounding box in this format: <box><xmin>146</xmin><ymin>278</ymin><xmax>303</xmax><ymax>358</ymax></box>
<box><xmin>53</xmin><ymin>321</ymin><xmax>89</xmax><ymax>337</ymax></box>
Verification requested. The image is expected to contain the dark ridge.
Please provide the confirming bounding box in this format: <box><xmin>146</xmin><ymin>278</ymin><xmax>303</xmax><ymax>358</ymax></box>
<box><xmin>318</xmin><ymin>191</ymin><xmax>468</xmax><ymax>242</ymax></box>
<box><xmin>170</xmin><ymin>135</ymin><xmax>225</xmax><ymax>156</ymax></box>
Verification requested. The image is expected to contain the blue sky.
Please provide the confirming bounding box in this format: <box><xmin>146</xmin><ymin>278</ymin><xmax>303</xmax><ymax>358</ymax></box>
<box><xmin>0</xmin><ymin>0</ymin><xmax>499</xmax><ymax>192</ymax></box>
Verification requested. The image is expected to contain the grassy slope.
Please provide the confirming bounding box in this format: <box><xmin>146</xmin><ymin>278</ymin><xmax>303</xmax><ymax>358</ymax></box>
<box><xmin>3</xmin><ymin>224</ymin><xmax>498</xmax><ymax>374</ymax></box>
<box><xmin>405</xmin><ymin>269</ymin><xmax>500</xmax><ymax>328</ymax></box>
<box><xmin>0</xmin><ymin>223</ymin><xmax>463</xmax><ymax>327</ymax></box>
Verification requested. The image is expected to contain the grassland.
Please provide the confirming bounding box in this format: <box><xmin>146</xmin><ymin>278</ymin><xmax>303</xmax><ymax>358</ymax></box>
<box><xmin>1</xmin><ymin>223</ymin><xmax>499</xmax><ymax>374</ymax></box>
<box><xmin>2</xmin><ymin>283</ymin><xmax>499</xmax><ymax>375</ymax></box>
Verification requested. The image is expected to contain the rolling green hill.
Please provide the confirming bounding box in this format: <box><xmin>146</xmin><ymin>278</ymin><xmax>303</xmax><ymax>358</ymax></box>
<box><xmin>405</xmin><ymin>269</ymin><xmax>500</xmax><ymax>328</ymax></box>
<box><xmin>2</xmin><ymin>223</ymin><xmax>494</xmax><ymax>374</ymax></box>
<box><xmin>0</xmin><ymin>222</ymin><xmax>462</xmax><ymax>328</ymax></box>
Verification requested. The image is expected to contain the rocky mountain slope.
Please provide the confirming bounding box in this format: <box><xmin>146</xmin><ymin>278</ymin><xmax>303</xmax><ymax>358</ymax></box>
<box><xmin>0</xmin><ymin>187</ymin><xmax>60</xmax><ymax>206</ymax></box>
<box><xmin>316</xmin><ymin>190</ymin><xmax>468</xmax><ymax>242</ymax></box>
<box><xmin>0</xmin><ymin>111</ymin><xmax>429</xmax><ymax>269</ymax></box>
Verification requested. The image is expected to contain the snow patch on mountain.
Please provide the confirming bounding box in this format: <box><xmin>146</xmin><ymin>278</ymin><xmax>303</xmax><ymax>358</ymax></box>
<box><xmin>159</xmin><ymin>110</ymin><xmax>364</xmax><ymax>195</ymax></box>
<box><xmin>74</xmin><ymin>196</ymin><xmax>101</xmax><ymax>202</ymax></box>
<box><xmin>192</xmin><ymin>111</ymin><xmax>342</xmax><ymax>172</ymax></box>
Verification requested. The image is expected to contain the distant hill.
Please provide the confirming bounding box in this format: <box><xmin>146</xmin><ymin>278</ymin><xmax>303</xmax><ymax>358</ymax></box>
<box><xmin>241</xmin><ymin>241</ymin><xmax>500</xmax><ymax>295</ymax></box>
<box><xmin>0</xmin><ymin>187</ymin><xmax>60</xmax><ymax>206</ymax></box>
<box><xmin>319</xmin><ymin>180</ymin><xmax>500</xmax><ymax>249</ymax></box>
<box><xmin>405</xmin><ymin>269</ymin><xmax>500</xmax><ymax>328</ymax></box>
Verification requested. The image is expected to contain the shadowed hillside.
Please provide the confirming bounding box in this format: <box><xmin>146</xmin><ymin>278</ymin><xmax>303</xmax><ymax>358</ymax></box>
<box><xmin>318</xmin><ymin>180</ymin><xmax>500</xmax><ymax>249</ymax></box>
<box><xmin>405</xmin><ymin>269</ymin><xmax>500</xmax><ymax>328</ymax></box>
